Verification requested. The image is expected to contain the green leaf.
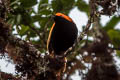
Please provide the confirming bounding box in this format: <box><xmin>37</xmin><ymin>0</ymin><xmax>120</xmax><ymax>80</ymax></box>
<box><xmin>20</xmin><ymin>0</ymin><xmax>37</xmax><ymax>8</ymax></box>
<box><xmin>28</xmin><ymin>31</ymin><xmax>37</xmax><ymax>38</ymax></box>
<box><xmin>38</xmin><ymin>0</ymin><xmax>48</xmax><ymax>13</ymax></box>
<box><xmin>21</xmin><ymin>13</ymin><xmax>32</xmax><ymax>25</ymax></box>
<box><xmin>38</xmin><ymin>9</ymin><xmax>52</xmax><ymax>15</ymax></box>
<box><xmin>103</xmin><ymin>16</ymin><xmax>120</xmax><ymax>31</ymax></box>
<box><xmin>76</xmin><ymin>0</ymin><xmax>89</xmax><ymax>14</ymax></box>
<box><xmin>52</xmin><ymin>0</ymin><xmax>75</xmax><ymax>13</ymax></box>
<box><xmin>32</xmin><ymin>14</ymin><xmax>42</xmax><ymax>22</ymax></box>
<box><xmin>10</xmin><ymin>0</ymin><xmax>20</xmax><ymax>6</ymax></box>
<box><xmin>19</xmin><ymin>25</ymin><xmax>29</xmax><ymax>36</ymax></box>
<box><xmin>8</xmin><ymin>19</ymin><xmax>15</xmax><ymax>27</ymax></box>
<box><xmin>39</xmin><ymin>0</ymin><xmax>48</xmax><ymax>4</ymax></box>
<box><xmin>16</xmin><ymin>14</ymin><xmax>21</xmax><ymax>25</ymax></box>
<box><xmin>116</xmin><ymin>50</ymin><xmax>120</xmax><ymax>57</ymax></box>
<box><xmin>52</xmin><ymin>0</ymin><xmax>62</xmax><ymax>12</ymax></box>
<box><xmin>107</xmin><ymin>29</ymin><xmax>120</xmax><ymax>47</ymax></box>
<box><xmin>38</xmin><ymin>17</ymin><xmax>49</xmax><ymax>29</ymax></box>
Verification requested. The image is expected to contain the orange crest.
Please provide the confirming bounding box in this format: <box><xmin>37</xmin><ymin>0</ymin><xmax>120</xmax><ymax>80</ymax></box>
<box><xmin>55</xmin><ymin>13</ymin><xmax>73</xmax><ymax>22</ymax></box>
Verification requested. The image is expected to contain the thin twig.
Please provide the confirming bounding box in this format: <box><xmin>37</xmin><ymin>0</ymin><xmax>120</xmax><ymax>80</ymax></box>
<box><xmin>28</xmin><ymin>24</ymin><xmax>41</xmax><ymax>38</ymax></box>
<box><xmin>60</xmin><ymin>15</ymin><xmax>93</xmax><ymax>59</ymax></box>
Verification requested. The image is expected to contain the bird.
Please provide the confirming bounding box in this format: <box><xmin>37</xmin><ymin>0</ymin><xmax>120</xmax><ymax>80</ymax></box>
<box><xmin>47</xmin><ymin>13</ymin><xmax>78</xmax><ymax>79</ymax></box>
<box><xmin>47</xmin><ymin>13</ymin><xmax>78</xmax><ymax>57</ymax></box>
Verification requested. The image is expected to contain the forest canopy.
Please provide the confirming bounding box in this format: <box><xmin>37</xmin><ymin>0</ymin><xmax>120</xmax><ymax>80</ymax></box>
<box><xmin>0</xmin><ymin>0</ymin><xmax>120</xmax><ymax>80</ymax></box>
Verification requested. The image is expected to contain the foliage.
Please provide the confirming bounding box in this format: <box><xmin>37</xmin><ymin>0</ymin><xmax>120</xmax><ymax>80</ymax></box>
<box><xmin>0</xmin><ymin>0</ymin><xmax>120</xmax><ymax>80</ymax></box>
